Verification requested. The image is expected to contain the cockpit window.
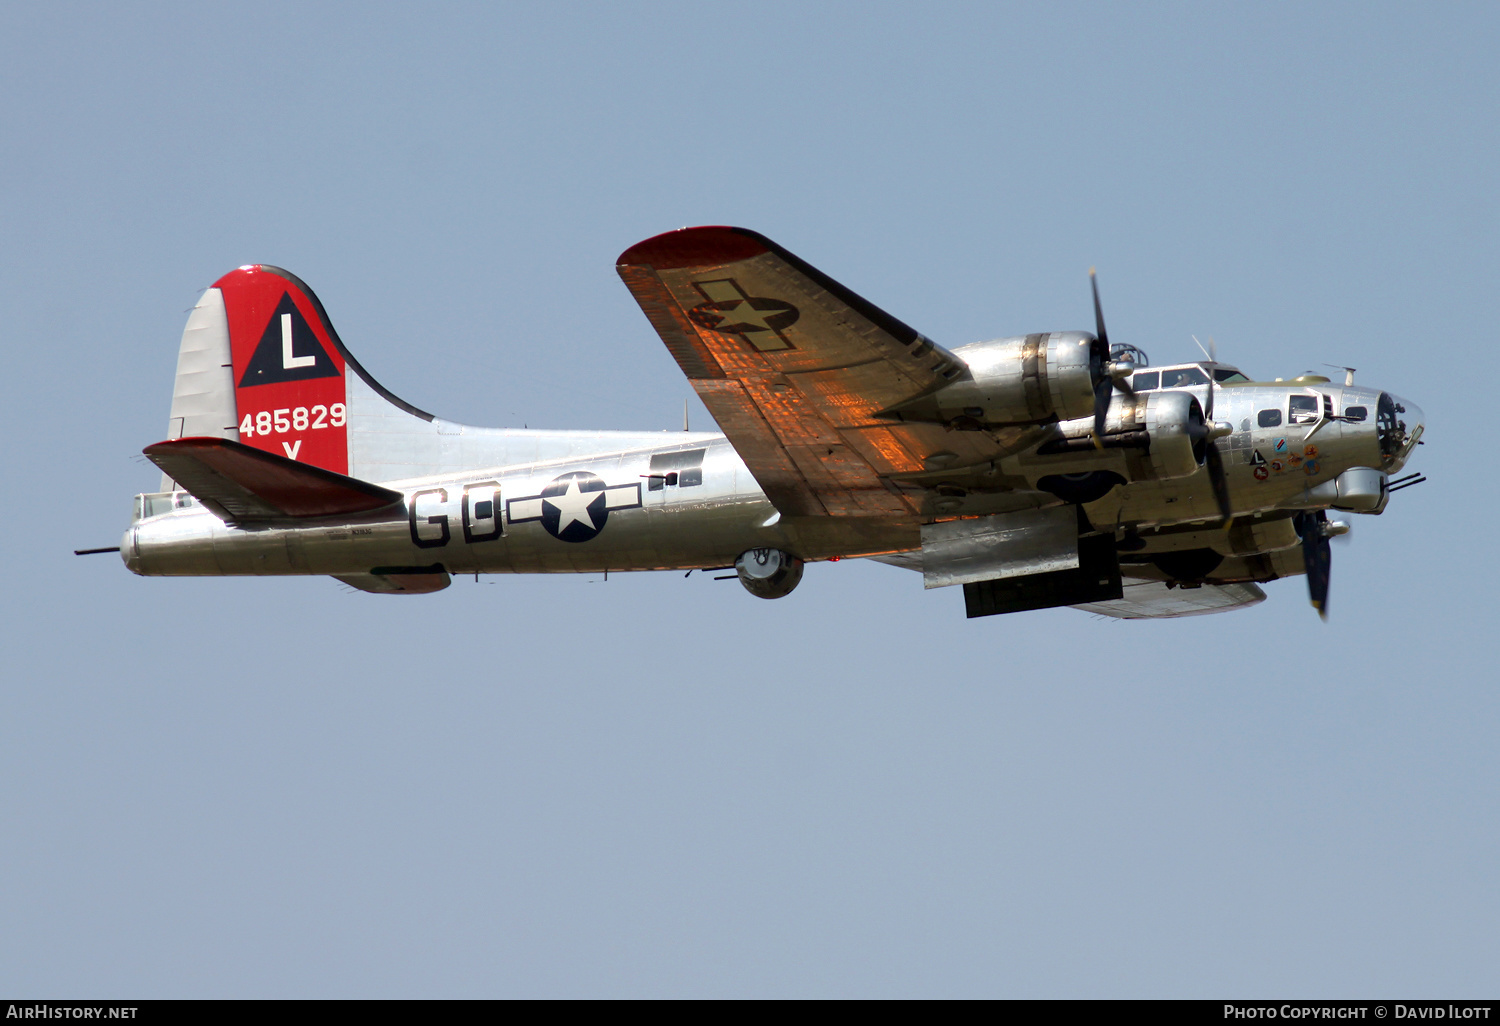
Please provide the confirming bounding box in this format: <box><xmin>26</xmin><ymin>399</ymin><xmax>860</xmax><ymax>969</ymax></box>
<box><xmin>1257</xmin><ymin>408</ymin><xmax>1282</xmax><ymax>428</ymax></box>
<box><xmin>1289</xmin><ymin>394</ymin><xmax>1320</xmax><ymax>425</ymax></box>
<box><xmin>1344</xmin><ymin>405</ymin><xmax>1368</xmax><ymax>421</ymax></box>
<box><xmin>1161</xmin><ymin>367</ymin><xmax>1209</xmax><ymax>387</ymax></box>
<box><xmin>1213</xmin><ymin>368</ymin><xmax>1250</xmax><ymax>383</ymax></box>
<box><xmin>1132</xmin><ymin>371</ymin><xmax>1159</xmax><ymax>391</ymax></box>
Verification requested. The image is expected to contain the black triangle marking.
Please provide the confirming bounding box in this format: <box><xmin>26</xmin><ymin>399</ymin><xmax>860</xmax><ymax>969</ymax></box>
<box><xmin>238</xmin><ymin>293</ymin><xmax>341</xmax><ymax>388</ymax></box>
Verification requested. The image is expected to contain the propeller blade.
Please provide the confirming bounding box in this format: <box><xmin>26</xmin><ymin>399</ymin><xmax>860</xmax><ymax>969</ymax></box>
<box><xmin>1295</xmin><ymin>510</ymin><xmax>1333</xmax><ymax>619</ymax></box>
<box><xmin>1090</xmin><ymin>268</ymin><xmax>1109</xmax><ymax>351</ymax></box>
<box><xmin>1089</xmin><ymin>269</ymin><xmax>1113</xmax><ymax>444</ymax></box>
<box><xmin>1197</xmin><ymin>348</ymin><xmax>1236</xmax><ymax>524</ymax></box>
<box><xmin>1205</xmin><ymin>445</ymin><xmax>1233</xmax><ymax>525</ymax></box>
<box><xmin>1088</xmin><ymin>271</ymin><xmax>1146</xmax><ymax>441</ymax></box>
<box><xmin>1203</xmin><ymin>361</ymin><xmax>1215</xmax><ymax>423</ymax></box>
<box><xmin>1093</xmin><ymin>378</ymin><xmax>1112</xmax><ymax>443</ymax></box>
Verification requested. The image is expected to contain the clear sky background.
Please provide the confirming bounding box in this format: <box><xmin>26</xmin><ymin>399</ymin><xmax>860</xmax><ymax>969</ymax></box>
<box><xmin>2</xmin><ymin>2</ymin><xmax>1495</xmax><ymax>998</ymax></box>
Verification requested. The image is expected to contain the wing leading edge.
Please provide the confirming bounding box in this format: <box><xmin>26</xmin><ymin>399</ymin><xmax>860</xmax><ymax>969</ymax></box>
<box><xmin>617</xmin><ymin>226</ymin><xmax>968</xmax><ymax>518</ymax></box>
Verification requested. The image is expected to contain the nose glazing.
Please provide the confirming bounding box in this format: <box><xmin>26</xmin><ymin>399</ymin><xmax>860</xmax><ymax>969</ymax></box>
<box><xmin>1376</xmin><ymin>392</ymin><xmax>1424</xmax><ymax>470</ymax></box>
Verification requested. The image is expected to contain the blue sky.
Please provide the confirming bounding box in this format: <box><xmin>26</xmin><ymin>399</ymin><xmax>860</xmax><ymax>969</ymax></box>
<box><xmin>2</xmin><ymin>2</ymin><xmax>1495</xmax><ymax>997</ymax></box>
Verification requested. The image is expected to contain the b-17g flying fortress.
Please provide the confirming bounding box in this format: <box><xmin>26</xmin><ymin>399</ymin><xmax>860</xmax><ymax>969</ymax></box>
<box><xmin>88</xmin><ymin>226</ymin><xmax>1425</xmax><ymax>620</ymax></box>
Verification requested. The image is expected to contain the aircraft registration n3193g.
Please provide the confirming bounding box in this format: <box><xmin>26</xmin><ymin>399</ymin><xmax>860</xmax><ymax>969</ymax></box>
<box><xmin>92</xmin><ymin>227</ymin><xmax>1427</xmax><ymax>619</ymax></box>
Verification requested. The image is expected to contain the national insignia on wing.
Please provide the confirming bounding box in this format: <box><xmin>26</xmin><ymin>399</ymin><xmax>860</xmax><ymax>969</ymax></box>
<box><xmin>687</xmin><ymin>278</ymin><xmax>799</xmax><ymax>352</ymax></box>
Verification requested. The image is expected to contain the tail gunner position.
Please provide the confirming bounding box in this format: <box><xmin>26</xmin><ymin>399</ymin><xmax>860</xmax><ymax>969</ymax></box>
<box><xmin>100</xmin><ymin>228</ymin><xmax>1426</xmax><ymax>619</ymax></box>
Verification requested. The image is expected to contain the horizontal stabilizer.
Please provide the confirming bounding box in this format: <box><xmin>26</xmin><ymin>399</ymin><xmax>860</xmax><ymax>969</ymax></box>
<box><xmin>333</xmin><ymin>566</ymin><xmax>451</xmax><ymax>594</ymax></box>
<box><xmin>143</xmin><ymin>436</ymin><xmax>403</xmax><ymax>523</ymax></box>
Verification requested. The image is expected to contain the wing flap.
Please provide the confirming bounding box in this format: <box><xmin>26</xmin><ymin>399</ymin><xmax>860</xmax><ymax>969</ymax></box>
<box><xmin>143</xmin><ymin>436</ymin><xmax>404</xmax><ymax>523</ymax></box>
<box><xmin>619</xmin><ymin>226</ymin><xmax>966</xmax><ymax>518</ymax></box>
<box><xmin>691</xmin><ymin>379</ymin><xmax>823</xmax><ymax>516</ymax></box>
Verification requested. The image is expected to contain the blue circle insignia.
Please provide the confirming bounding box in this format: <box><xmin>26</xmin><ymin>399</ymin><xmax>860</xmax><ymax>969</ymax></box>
<box><xmin>539</xmin><ymin>471</ymin><xmax>610</xmax><ymax>543</ymax></box>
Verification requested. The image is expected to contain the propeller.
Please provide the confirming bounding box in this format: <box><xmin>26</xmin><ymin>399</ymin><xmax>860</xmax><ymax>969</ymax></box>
<box><xmin>1294</xmin><ymin>509</ymin><xmax>1334</xmax><ymax>619</ymax></box>
<box><xmin>1200</xmin><ymin>358</ymin><xmax>1234</xmax><ymax>525</ymax></box>
<box><xmin>1089</xmin><ymin>270</ymin><xmax>1138</xmax><ymax>444</ymax></box>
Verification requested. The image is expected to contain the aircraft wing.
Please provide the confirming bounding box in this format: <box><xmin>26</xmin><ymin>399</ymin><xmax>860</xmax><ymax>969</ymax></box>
<box><xmin>617</xmin><ymin>226</ymin><xmax>969</xmax><ymax>517</ymax></box>
<box><xmin>1070</xmin><ymin>579</ymin><xmax>1267</xmax><ymax>619</ymax></box>
<box><xmin>143</xmin><ymin>436</ymin><xmax>404</xmax><ymax>524</ymax></box>
<box><xmin>868</xmin><ymin>555</ymin><xmax>1267</xmax><ymax>619</ymax></box>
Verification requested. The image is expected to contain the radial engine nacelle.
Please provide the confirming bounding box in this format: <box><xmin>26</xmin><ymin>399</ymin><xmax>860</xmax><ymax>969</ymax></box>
<box><xmin>1034</xmin><ymin>389</ymin><xmax>1213</xmax><ymax>482</ymax></box>
<box><xmin>888</xmin><ymin>332</ymin><xmax>1108</xmax><ymax>428</ymax></box>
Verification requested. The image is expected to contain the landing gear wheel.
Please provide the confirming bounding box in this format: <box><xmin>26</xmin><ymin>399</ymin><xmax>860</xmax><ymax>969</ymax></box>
<box><xmin>734</xmin><ymin>548</ymin><xmax>804</xmax><ymax>599</ymax></box>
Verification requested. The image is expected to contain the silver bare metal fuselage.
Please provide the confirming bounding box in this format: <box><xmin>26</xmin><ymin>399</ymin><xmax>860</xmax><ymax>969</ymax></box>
<box><xmin>123</xmin><ymin>434</ymin><xmax>913</xmax><ymax>579</ymax></box>
<box><xmin>1076</xmin><ymin>381</ymin><xmax>1408</xmax><ymax>526</ymax></box>
<box><xmin>123</xmin><ymin>379</ymin><xmax>1421</xmax><ymax>581</ymax></box>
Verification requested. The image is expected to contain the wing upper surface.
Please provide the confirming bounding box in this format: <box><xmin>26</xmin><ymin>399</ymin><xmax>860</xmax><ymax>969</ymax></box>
<box><xmin>144</xmin><ymin>436</ymin><xmax>404</xmax><ymax>523</ymax></box>
<box><xmin>617</xmin><ymin>226</ymin><xmax>971</xmax><ymax>517</ymax></box>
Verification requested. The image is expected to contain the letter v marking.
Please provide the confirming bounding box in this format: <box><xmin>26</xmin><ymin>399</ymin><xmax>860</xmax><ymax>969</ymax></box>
<box><xmin>282</xmin><ymin>440</ymin><xmax>302</xmax><ymax>459</ymax></box>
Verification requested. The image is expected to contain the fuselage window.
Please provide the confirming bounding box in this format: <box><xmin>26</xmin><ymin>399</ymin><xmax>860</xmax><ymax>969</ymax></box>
<box><xmin>1289</xmin><ymin>394</ymin><xmax>1320</xmax><ymax>425</ymax></box>
<box><xmin>1257</xmin><ymin>408</ymin><xmax>1283</xmax><ymax>428</ymax></box>
<box><xmin>1132</xmin><ymin>371</ymin><xmax>1159</xmax><ymax>391</ymax></box>
<box><xmin>648</xmin><ymin>448</ymin><xmax>707</xmax><ymax>490</ymax></box>
<box><xmin>1161</xmin><ymin>367</ymin><xmax>1208</xmax><ymax>388</ymax></box>
<box><xmin>1344</xmin><ymin>405</ymin><xmax>1368</xmax><ymax>421</ymax></box>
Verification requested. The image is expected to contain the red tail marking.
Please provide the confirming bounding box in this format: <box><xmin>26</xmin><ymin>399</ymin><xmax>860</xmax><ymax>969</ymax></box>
<box><xmin>218</xmin><ymin>265</ymin><xmax>350</xmax><ymax>475</ymax></box>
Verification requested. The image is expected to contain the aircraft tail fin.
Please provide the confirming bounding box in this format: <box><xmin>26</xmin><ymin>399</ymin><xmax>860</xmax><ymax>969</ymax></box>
<box><xmin>158</xmin><ymin>264</ymin><xmax>691</xmax><ymax>488</ymax></box>
<box><xmin>159</xmin><ymin>265</ymin><xmax>434</xmax><ymax>488</ymax></box>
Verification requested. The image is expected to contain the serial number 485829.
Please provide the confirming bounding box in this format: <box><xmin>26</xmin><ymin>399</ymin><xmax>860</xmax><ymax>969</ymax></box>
<box><xmin>239</xmin><ymin>404</ymin><xmax>346</xmax><ymax>437</ymax></box>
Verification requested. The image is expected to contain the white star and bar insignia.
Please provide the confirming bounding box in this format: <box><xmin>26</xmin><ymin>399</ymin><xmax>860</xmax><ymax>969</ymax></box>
<box><xmin>506</xmin><ymin>472</ymin><xmax>642</xmax><ymax>543</ymax></box>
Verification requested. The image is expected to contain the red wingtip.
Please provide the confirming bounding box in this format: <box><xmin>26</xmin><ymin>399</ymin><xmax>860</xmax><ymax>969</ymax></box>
<box><xmin>617</xmin><ymin>226</ymin><xmax>769</xmax><ymax>270</ymax></box>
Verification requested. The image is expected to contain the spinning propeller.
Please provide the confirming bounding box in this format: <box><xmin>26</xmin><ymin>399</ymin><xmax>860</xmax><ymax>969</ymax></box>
<box><xmin>1294</xmin><ymin>510</ymin><xmax>1334</xmax><ymax>619</ymax></box>
<box><xmin>1088</xmin><ymin>274</ymin><xmax>1232</xmax><ymax>524</ymax></box>
<box><xmin>1089</xmin><ymin>270</ymin><xmax>1137</xmax><ymax>443</ymax></box>
<box><xmin>1293</xmin><ymin>510</ymin><xmax>1352</xmax><ymax>618</ymax></box>
<box><xmin>1198</xmin><ymin>348</ymin><xmax>1234</xmax><ymax>526</ymax></box>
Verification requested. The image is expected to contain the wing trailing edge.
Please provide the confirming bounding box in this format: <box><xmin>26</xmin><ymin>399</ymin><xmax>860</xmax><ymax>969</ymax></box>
<box><xmin>142</xmin><ymin>436</ymin><xmax>403</xmax><ymax>524</ymax></box>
